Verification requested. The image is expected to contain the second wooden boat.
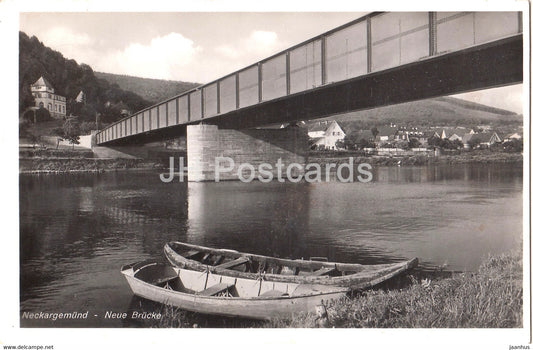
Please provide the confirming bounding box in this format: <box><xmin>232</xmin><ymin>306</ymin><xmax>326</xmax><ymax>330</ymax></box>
<box><xmin>164</xmin><ymin>241</ymin><xmax>418</xmax><ymax>290</ymax></box>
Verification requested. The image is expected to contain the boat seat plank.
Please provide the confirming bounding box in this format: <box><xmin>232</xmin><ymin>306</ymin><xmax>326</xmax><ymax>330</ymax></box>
<box><xmin>153</xmin><ymin>275</ymin><xmax>179</xmax><ymax>285</ymax></box>
<box><xmin>310</xmin><ymin>267</ymin><xmax>336</xmax><ymax>276</ymax></box>
<box><xmin>197</xmin><ymin>283</ymin><xmax>234</xmax><ymax>296</ymax></box>
<box><xmin>212</xmin><ymin>255</ymin><xmax>225</xmax><ymax>266</ymax></box>
<box><xmin>182</xmin><ymin>250</ymin><xmax>201</xmax><ymax>258</ymax></box>
<box><xmin>260</xmin><ymin>289</ymin><xmax>287</xmax><ymax>297</ymax></box>
<box><xmin>216</xmin><ymin>257</ymin><xmax>249</xmax><ymax>270</ymax></box>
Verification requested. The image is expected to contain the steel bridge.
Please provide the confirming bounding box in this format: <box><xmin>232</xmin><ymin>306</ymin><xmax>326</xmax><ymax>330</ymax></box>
<box><xmin>96</xmin><ymin>11</ymin><xmax>523</xmax><ymax>146</ymax></box>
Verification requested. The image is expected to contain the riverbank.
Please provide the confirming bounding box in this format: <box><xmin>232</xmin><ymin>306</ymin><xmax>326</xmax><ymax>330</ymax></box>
<box><xmin>19</xmin><ymin>148</ymin><xmax>163</xmax><ymax>174</ymax></box>
<box><xmin>142</xmin><ymin>250</ymin><xmax>522</xmax><ymax>328</ymax></box>
<box><xmin>19</xmin><ymin>148</ymin><xmax>522</xmax><ymax>174</ymax></box>
<box><xmin>19</xmin><ymin>157</ymin><xmax>160</xmax><ymax>174</ymax></box>
<box><xmin>309</xmin><ymin>149</ymin><xmax>523</xmax><ymax>167</ymax></box>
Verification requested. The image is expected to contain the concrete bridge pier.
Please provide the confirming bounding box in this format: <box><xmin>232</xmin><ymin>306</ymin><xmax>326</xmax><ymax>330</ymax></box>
<box><xmin>187</xmin><ymin>124</ymin><xmax>308</xmax><ymax>182</ymax></box>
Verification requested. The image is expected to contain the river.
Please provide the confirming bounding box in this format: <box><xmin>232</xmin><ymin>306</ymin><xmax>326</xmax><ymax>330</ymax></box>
<box><xmin>19</xmin><ymin>163</ymin><xmax>523</xmax><ymax>327</ymax></box>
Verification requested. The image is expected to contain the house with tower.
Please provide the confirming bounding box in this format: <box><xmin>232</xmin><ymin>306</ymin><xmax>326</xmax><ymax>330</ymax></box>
<box><xmin>30</xmin><ymin>76</ymin><xmax>66</xmax><ymax>119</ymax></box>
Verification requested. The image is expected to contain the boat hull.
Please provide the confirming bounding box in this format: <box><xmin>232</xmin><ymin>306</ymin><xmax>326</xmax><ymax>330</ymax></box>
<box><xmin>122</xmin><ymin>262</ymin><xmax>348</xmax><ymax>320</ymax></box>
<box><xmin>164</xmin><ymin>241</ymin><xmax>418</xmax><ymax>290</ymax></box>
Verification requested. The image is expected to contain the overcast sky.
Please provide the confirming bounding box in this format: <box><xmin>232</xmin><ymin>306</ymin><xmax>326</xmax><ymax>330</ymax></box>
<box><xmin>19</xmin><ymin>12</ymin><xmax>524</xmax><ymax>114</ymax></box>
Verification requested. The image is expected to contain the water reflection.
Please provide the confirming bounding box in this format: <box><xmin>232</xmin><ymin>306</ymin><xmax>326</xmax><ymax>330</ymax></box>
<box><xmin>373</xmin><ymin>163</ymin><xmax>523</xmax><ymax>184</ymax></box>
<box><xmin>187</xmin><ymin>181</ymin><xmax>310</xmax><ymax>258</ymax></box>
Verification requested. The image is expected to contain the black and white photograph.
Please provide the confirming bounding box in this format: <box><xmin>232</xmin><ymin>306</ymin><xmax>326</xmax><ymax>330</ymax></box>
<box><xmin>1</xmin><ymin>0</ymin><xmax>531</xmax><ymax>349</ymax></box>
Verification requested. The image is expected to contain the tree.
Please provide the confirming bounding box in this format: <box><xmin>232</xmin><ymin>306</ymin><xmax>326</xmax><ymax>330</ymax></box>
<box><xmin>19</xmin><ymin>85</ymin><xmax>35</xmax><ymax>112</ymax></box>
<box><xmin>356</xmin><ymin>138</ymin><xmax>375</xmax><ymax>149</ymax></box>
<box><xmin>22</xmin><ymin>109</ymin><xmax>36</xmax><ymax>124</ymax></box>
<box><xmin>19</xmin><ymin>118</ymin><xmax>32</xmax><ymax>138</ymax></box>
<box><xmin>468</xmin><ymin>138</ymin><xmax>481</xmax><ymax>150</ymax></box>
<box><xmin>19</xmin><ymin>31</ymin><xmax>153</xmax><ymax>126</ymax></box>
<box><xmin>396</xmin><ymin>140</ymin><xmax>409</xmax><ymax>150</ymax></box>
<box><xmin>502</xmin><ymin>139</ymin><xmax>523</xmax><ymax>152</ymax></box>
<box><xmin>408</xmin><ymin>137</ymin><xmax>421</xmax><ymax>149</ymax></box>
<box><xmin>451</xmin><ymin>139</ymin><xmax>464</xmax><ymax>150</ymax></box>
<box><xmin>440</xmin><ymin>139</ymin><xmax>453</xmax><ymax>150</ymax></box>
<box><xmin>79</xmin><ymin>104</ymin><xmax>97</xmax><ymax>122</ymax></box>
<box><xmin>35</xmin><ymin>107</ymin><xmax>52</xmax><ymax>123</ymax></box>
<box><xmin>335</xmin><ymin>139</ymin><xmax>345</xmax><ymax>150</ymax></box>
<box><xmin>342</xmin><ymin>134</ymin><xmax>356</xmax><ymax>150</ymax></box>
<box><xmin>63</xmin><ymin>117</ymin><xmax>81</xmax><ymax>149</ymax></box>
<box><xmin>371</xmin><ymin>126</ymin><xmax>379</xmax><ymax>139</ymax></box>
<box><xmin>80</xmin><ymin>121</ymin><xmax>97</xmax><ymax>135</ymax></box>
<box><xmin>51</xmin><ymin>127</ymin><xmax>65</xmax><ymax>149</ymax></box>
<box><xmin>427</xmin><ymin>135</ymin><xmax>442</xmax><ymax>147</ymax></box>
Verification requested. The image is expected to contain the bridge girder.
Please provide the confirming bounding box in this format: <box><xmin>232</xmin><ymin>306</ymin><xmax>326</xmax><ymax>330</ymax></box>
<box><xmin>102</xmin><ymin>34</ymin><xmax>522</xmax><ymax>146</ymax></box>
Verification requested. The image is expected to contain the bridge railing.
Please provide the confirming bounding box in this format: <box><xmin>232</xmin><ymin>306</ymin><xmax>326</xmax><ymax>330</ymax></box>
<box><xmin>96</xmin><ymin>11</ymin><xmax>522</xmax><ymax>145</ymax></box>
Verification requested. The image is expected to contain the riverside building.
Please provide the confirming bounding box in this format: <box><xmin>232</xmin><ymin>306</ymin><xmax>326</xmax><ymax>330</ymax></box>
<box><xmin>31</xmin><ymin>76</ymin><xmax>67</xmax><ymax>119</ymax></box>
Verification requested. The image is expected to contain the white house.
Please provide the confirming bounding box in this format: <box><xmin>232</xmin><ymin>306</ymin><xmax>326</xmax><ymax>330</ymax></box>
<box><xmin>75</xmin><ymin>90</ymin><xmax>85</xmax><ymax>103</ymax></box>
<box><xmin>376</xmin><ymin>125</ymin><xmax>398</xmax><ymax>142</ymax></box>
<box><xmin>503</xmin><ymin>133</ymin><xmax>522</xmax><ymax>142</ymax></box>
<box><xmin>466</xmin><ymin>132</ymin><xmax>502</xmax><ymax>148</ymax></box>
<box><xmin>308</xmin><ymin>121</ymin><xmax>346</xmax><ymax>150</ymax></box>
<box><xmin>30</xmin><ymin>76</ymin><xmax>66</xmax><ymax>119</ymax></box>
<box><xmin>433</xmin><ymin>127</ymin><xmax>473</xmax><ymax>141</ymax></box>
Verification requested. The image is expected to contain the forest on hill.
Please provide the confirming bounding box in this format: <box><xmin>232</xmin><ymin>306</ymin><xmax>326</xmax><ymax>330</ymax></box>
<box><xmin>94</xmin><ymin>72</ymin><xmax>200</xmax><ymax>104</ymax></box>
<box><xmin>311</xmin><ymin>95</ymin><xmax>522</xmax><ymax>134</ymax></box>
<box><xmin>19</xmin><ymin>31</ymin><xmax>152</xmax><ymax>124</ymax></box>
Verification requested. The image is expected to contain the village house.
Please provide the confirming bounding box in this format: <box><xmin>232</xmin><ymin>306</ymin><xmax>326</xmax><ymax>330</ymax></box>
<box><xmin>75</xmin><ymin>90</ymin><xmax>86</xmax><ymax>103</ymax></box>
<box><xmin>465</xmin><ymin>132</ymin><xmax>502</xmax><ymax>148</ymax></box>
<box><xmin>30</xmin><ymin>76</ymin><xmax>66</xmax><ymax>119</ymax></box>
<box><xmin>462</xmin><ymin>133</ymin><xmax>474</xmax><ymax>147</ymax></box>
<box><xmin>503</xmin><ymin>133</ymin><xmax>522</xmax><ymax>142</ymax></box>
<box><xmin>376</xmin><ymin>125</ymin><xmax>398</xmax><ymax>142</ymax></box>
<box><xmin>427</xmin><ymin>127</ymin><xmax>478</xmax><ymax>148</ymax></box>
<box><xmin>397</xmin><ymin>130</ymin><xmax>411</xmax><ymax>141</ymax></box>
<box><xmin>308</xmin><ymin>121</ymin><xmax>346</xmax><ymax>150</ymax></box>
<box><xmin>396</xmin><ymin>127</ymin><xmax>423</xmax><ymax>141</ymax></box>
<box><xmin>431</xmin><ymin>127</ymin><xmax>474</xmax><ymax>140</ymax></box>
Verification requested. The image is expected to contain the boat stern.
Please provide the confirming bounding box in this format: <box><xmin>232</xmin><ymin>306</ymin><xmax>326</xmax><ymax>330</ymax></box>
<box><xmin>407</xmin><ymin>257</ymin><xmax>419</xmax><ymax>269</ymax></box>
<box><xmin>164</xmin><ymin>243</ymin><xmax>189</xmax><ymax>266</ymax></box>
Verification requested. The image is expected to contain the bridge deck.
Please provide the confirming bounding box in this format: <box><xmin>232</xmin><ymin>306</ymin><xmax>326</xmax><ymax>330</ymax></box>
<box><xmin>96</xmin><ymin>12</ymin><xmax>523</xmax><ymax>145</ymax></box>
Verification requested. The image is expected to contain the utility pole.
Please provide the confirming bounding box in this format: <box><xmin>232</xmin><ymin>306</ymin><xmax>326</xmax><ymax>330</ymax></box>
<box><xmin>96</xmin><ymin>112</ymin><xmax>101</xmax><ymax>131</ymax></box>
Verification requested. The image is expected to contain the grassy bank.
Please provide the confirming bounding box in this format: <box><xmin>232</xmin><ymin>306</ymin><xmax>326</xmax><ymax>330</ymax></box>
<box><xmin>138</xmin><ymin>251</ymin><xmax>522</xmax><ymax>328</ymax></box>
<box><xmin>268</xmin><ymin>251</ymin><xmax>522</xmax><ymax>328</ymax></box>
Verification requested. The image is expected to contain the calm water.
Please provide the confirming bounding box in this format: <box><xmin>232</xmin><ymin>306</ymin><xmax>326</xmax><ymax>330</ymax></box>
<box><xmin>19</xmin><ymin>163</ymin><xmax>523</xmax><ymax>327</ymax></box>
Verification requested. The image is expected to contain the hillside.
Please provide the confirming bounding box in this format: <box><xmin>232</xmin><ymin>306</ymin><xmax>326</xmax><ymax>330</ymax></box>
<box><xmin>310</xmin><ymin>96</ymin><xmax>522</xmax><ymax>133</ymax></box>
<box><xmin>19</xmin><ymin>31</ymin><xmax>152</xmax><ymax>124</ymax></box>
<box><xmin>95</xmin><ymin>72</ymin><xmax>200</xmax><ymax>103</ymax></box>
<box><xmin>433</xmin><ymin>96</ymin><xmax>517</xmax><ymax>116</ymax></box>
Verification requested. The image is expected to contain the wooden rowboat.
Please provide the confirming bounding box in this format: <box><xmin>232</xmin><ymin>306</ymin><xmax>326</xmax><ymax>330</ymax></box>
<box><xmin>164</xmin><ymin>241</ymin><xmax>418</xmax><ymax>290</ymax></box>
<box><xmin>121</xmin><ymin>260</ymin><xmax>349</xmax><ymax>320</ymax></box>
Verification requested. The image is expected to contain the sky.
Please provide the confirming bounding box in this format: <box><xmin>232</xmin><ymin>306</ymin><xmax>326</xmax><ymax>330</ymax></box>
<box><xmin>19</xmin><ymin>11</ymin><xmax>524</xmax><ymax>114</ymax></box>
